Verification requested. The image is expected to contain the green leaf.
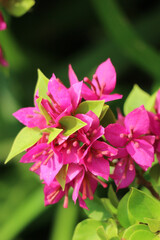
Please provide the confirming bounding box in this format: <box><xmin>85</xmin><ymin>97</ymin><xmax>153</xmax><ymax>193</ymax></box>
<box><xmin>36</xmin><ymin>97</ymin><xmax>52</xmax><ymax>124</ymax></box>
<box><xmin>99</xmin><ymin>105</ymin><xmax>109</xmax><ymax>121</ymax></box>
<box><xmin>34</xmin><ymin>69</ymin><xmax>49</xmax><ymax>100</ymax></box>
<box><xmin>105</xmin><ymin>219</ymin><xmax>118</xmax><ymax>239</ymax></box>
<box><xmin>5</xmin><ymin>127</ymin><xmax>42</xmax><ymax>163</ymax></box>
<box><xmin>59</xmin><ymin>116</ymin><xmax>87</xmax><ymax>136</ymax></box>
<box><xmin>124</xmin><ymin>84</ymin><xmax>150</xmax><ymax>115</ymax></box>
<box><xmin>108</xmin><ymin>185</ymin><xmax>119</xmax><ymax>208</ymax></box>
<box><xmin>75</xmin><ymin>100</ymin><xmax>105</xmax><ymax>117</ymax></box>
<box><xmin>149</xmin><ymin>164</ymin><xmax>160</xmax><ymax>183</ymax></box>
<box><xmin>72</xmin><ymin>219</ymin><xmax>108</xmax><ymax>240</ymax></box>
<box><xmin>144</xmin><ymin>218</ymin><xmax>160</xmax><ymax>233</ymax></box>
<box><xmin>129</xmin><ymin>229</ymin><xmax>156</xmax><ymax>240</ymax></box>
<box><xmin>145</xmin><ymin>91</ymin><xmax>157</xmax><ymax>112</ymax></box>
<box><xmin>100</xmin><ymin>106</ymin><xmax>116</xmax><ymax>127</ymax></box>
<box><xmin>96</xmin><ymin>226</ymin><xmax>108</xmax><ymax>240</ymax></box>
<box><xmin>123</xmin><ymin>224</ymin><xmax>152</xmax><ymax>240</ymax></box>
<box><xmin>101</xmin><ymin>198</ymin><xmax>117</xmax><ymax>215</ymax></box>
<box><xmin>56</xmin><ymin>165</ymin><xmax>68</xmax><ymax>190</ymax></box>
<box><xmin>83</xmin><ymin>196</ymin><xmax>113</xmax><ymax>221</ymax></box>
<box><xmin>5</xmin><ymin>0</ymin><xmax>35</xmax><ymax>17</ymax></box>
<box><xmin>45</xmin><ymin>128</ymin><xmax>63</xmax><ymax>144</ymax></box>
<box><xmin>117</xmin><ymin>192</ymin><xmax>136</xmax><ymax>228</ymax></box>
<box><xmin>128</xmin><ymin>188</ymin><xmax>160</xmax><ymax>222</ymax></box>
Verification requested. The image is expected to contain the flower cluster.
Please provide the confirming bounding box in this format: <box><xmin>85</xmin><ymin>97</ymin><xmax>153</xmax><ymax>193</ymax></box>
<box><xmin>7</xmin><ymin>58</ymin><xmax>160</xmax><ymax>208</ymax></box>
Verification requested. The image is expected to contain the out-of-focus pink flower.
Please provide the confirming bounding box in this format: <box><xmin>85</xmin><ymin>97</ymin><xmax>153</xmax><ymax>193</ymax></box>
<box><xmin>69</xmin><ymin>59</ymin><xmax>122</xmax><ymax>102</ymax></box>
<box><xmin>0</xmin><ymin>12</ymin><xmax>8</xmax><ymax>66</ymax></box>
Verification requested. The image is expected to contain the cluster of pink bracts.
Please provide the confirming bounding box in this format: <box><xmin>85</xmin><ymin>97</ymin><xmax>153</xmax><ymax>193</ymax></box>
<box><xmin>13</xmin><ymin>59</ymin><xmax>160</xmax><ymax>209</ymax></box>
<box><xmin>0</xmin><ymin>12</ymin><xmax>8</xmax><ymax>66</ymax></box>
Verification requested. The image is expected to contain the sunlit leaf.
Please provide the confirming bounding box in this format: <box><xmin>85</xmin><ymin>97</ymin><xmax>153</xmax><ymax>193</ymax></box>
<box><xmin>123</xmin><ymin>224</ymin><xmax>152</xmax><ymax>240</ymax></box>
<box><xmin>144</xmin><ymin>218</ymin><xmax>160</xmax><ymax>233</ymax></box>
<box><xmin>96</xmin><ymin>226</ymin><xmax>108</xmax><ymax>240</ymax></box>
<box><xmin>5</xmin><ymin>127</ymin><xmax>42</xmax><ymax>163</ymax></box>
<box><xmin>128</xmin><ymin>188</ymin><xmax>160</xmax><ymax>222</ymax></box>
<box><xmin>73</xmin><ymin>219</ymin><xmax>108</xmax><ymax>240</ymax></box>
<box><xmin>41</xmin><ymin>128</ymin><xmax>63</xmax><ymax>144</ymax></box>
<box><xmin>4</xmin><ymin>0</ymin><xmax>35</xmax><ymax>17</ymax></box>
<box><xmin>59</xmin><ymin>116</ymin><xmax>87</xmax><ymax>136</ymax></box>
<box><xmin>75</xmin><ymin>100</ymin><xmax>105</xmax><ymax>117</ymax></box>
<box><xmin>124</xmin><ymin>84</ymin><xmax>150</xmax><ymax>115</ymax></box>
<box><xmin>34</xmin><ymin>69</ymin><xmax>50</xmax><ymax>100</ymax></box>
<box><xmin>117</xmin><ymin>191</ymin><xmax>135</xmax><ymax>228</ymax></box>
<box><xmin>83</xmin><ymin>196</ymin><xmax>113</xmax><ymax>221</ymax></box>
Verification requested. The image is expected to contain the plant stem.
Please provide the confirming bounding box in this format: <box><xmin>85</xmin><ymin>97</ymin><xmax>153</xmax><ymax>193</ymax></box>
<box><xmin>136</xmin><ymin>170</ymin><xmax>160</xmax><ymax>200</ymax></box>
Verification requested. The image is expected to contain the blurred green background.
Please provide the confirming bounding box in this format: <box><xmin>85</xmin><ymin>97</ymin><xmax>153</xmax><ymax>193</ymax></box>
<box><xmin>0</xmin><ymin>0</ymin><xmax>160</xmax><ymax>239</ymax></box>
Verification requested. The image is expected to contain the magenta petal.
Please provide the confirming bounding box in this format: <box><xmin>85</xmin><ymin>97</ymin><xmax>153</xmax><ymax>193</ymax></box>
<box><xmin>72</xmin><ymin>170</ymin><xmax>85</xmax><ymax>203</ymax></box>
<box><xmin>20</xmin><ymin>143</ymin><xmax>48</xmax><ymax>163</ymax></box>
<box><xmin>86</xmin><ymin>156</ymin><xmax>110</xmax><ymax>181</ymax></box>
<box><xmin>69</xmin><ymin>81</ymin><xmax>83</xmax><ymax>110</ymax></box>
<box><xmin>40</xmin><ymin>153</ymin><xmax>63</xmax><ymax>185</ymax></box>
<box><xmin>155</xmin><ymin>89</ymin><xmax>160</xmax><ymax>114</ymax></box>
<box><xmin>92</xmin><ymin>141</ymin><xmax>117</xmax><ymax>157</ymax></box>
<box><xmin>78</xmin><ymin>195</ymin><xmax>88</xmax><ymax>209</ymax></box>
<box><xmin>76</xmin><ymin>113</ymin><xmax>93</xmax><ymax>132</ymax></box>
<box><xmin>13</xmin><ymin>107</ymin><xmax>47</xmax><ymax>129</ymax></box>
<box><xmin>94</xmin><ymin>58</ymin><xmax>116</xmax><ymax>94</ymax></box>
<box><xmin>140</xmin><ymin>135</ymin><xmax>155</xmax><ymax>145</ymax></box>
<box><xmin>148</xmin><ymin>112</ymin><xmax>160</xmax><ymax>135</ymax></box>
<box><xmin>126</xmin><ymin>139</ymin><xmax>154</xmax><ymax>168</ymax></box>
<box><xmin>62</xmin><ymin>145</ymin><xmax>80</xmax><ymax>164</ymax></box>
<box><xmin>48</xmin><ymin>74</ymin><xmax>71</xmax><ymax>110</ymax></box>
<box><xmin>111</xmin><ymin>158</ymin><xmax>135</xmax><ymax>190</ymax></box>
<box><xmin>67</xmin><ymin>164</ymin><xmax>83</xmax><ymax>182</ymax></box>
<box><xmin>125</xmin><ymin>106</ymin><xmax>149</xmax><ymax>137</ymax></box>
<box><xmin>82</xmin><ymin>83</ymin><xmax>98</xmax><ymax>100</ymax></box>
<box><xmin>44</xmin><ymin>181</ymin><xmax>64</xmax><ymax>206</ymax></box>
<box><xmin>68</xmin><ymin>64</ymin><xmax>79</xmax><ymax>85</ymax></box>
<box><xmin>100</xmin><ymin>93</ymin><xmax>123</xmax><ymax>102</ymax></box>
<box><xmin>105</xmin><ymin>123</ymin><xmax>128</xmax><ymax>147</ymax></box>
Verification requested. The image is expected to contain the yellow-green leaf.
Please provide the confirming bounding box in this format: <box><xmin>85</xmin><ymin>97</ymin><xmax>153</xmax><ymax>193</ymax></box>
<box><xmin>59</xmin><ymin>116</ymin><xmax>87</xmax><ymax>136</ymax></box>
<box><xmin>5</xmin><ymin>127</ymin><xmax>42</xmax><ymax>163</ymax></box>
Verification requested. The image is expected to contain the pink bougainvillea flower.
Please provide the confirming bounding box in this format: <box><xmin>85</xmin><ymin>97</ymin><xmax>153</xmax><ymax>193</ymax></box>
<box><xmin>105</xmin><ymin>106</ymin><xmax>155</xmax><ymax>169</ymax></box>
<box><xmin>13</xmin><ymin>73</ymin><xmax>83</xmax><ymax>129</ymax></box>
<box><xmin>148</xmin><ymin>89</ymin><xmax>160</xmax><ymax>163</ymax></box>
<box><xmin>20</xmin><ymin>140</ymin><xmax>63</xmax><ymax>185</ymax></box>
<box><xmin>76</xmin><ymin>111</ymin><xmax>104</xmax><ymax>145</ymax></box>
<box><xmin>69</xmin><ymin>59</ymin><xmax>122</xmax><ymax>102</ymax></box>
<box><xmin>76</xmin><ymin>111</ymin><xmax>117</xmax><ymax>181</ymax></box>
<box><xmin>110</xmin><ymin>156</ymin><xmax>136</xmax><ymax>190</ymax></box>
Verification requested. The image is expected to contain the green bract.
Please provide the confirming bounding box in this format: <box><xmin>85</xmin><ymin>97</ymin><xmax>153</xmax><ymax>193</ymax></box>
<box><xmin>75</xmin><ymin>100</ymin><xmax>105</xmax><ymax>117</ymax></box>
<box><xmin>34</xmin><ymin>69</ymin><xmax>50</xmax><ymax>101</ymax></box>
<box><xmin>124</xmin><ymin>84</ymin><xmax>150</xmax><ymax>115</ymax></box>
<box><xmin>59</xmin><ymin>116</ymin><xmax>87</xmax><ymax>136</ymax></box>
<box><xmin>5</xmin><ymin>127</ymin><xmax>42</xmax><ymax>163</ymax></box>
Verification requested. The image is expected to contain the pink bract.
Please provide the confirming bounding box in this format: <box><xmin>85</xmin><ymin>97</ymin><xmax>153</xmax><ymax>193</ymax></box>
<box><xmin>68</xmin><ymin>59</ymin><xmax>122</xmax><ymax>102</ymax></box>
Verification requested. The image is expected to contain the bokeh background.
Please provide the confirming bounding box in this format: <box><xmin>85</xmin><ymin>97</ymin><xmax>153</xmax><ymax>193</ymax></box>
<box><xmin>0</xmin><ymin>0</ymin><xmax>160</xmax><ymax>239</ymax></box>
